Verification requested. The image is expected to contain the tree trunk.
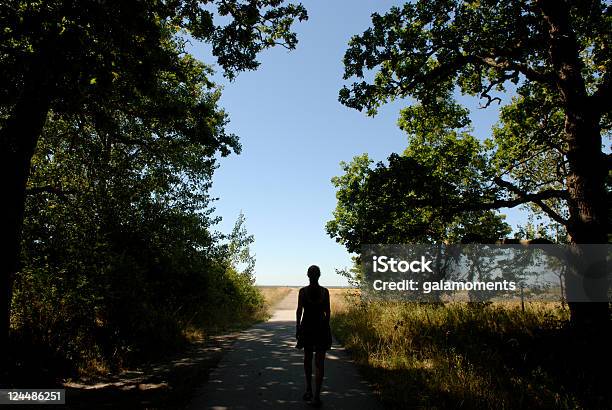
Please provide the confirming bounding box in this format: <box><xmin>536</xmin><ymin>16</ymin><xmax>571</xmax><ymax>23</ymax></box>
<box><xmin>564</xmin><ymin>114</ymin><xmax>610</xmax><ymax>327</ymax></box>
<box><xmin>538</xmin><ymin>0</ymin><xmax>610</xmax><ymax>328</ymax></box>
<box><xmin>0</xmin><ymin>77</ymin><xmax>50</xmax><ymax>356</ymax></box>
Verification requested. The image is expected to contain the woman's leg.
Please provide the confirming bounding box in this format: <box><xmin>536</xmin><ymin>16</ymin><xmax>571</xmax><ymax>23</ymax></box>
<box><xmin>314</xmin><ymin>350</ymin><xmax>325</xmax><ymax>400</ymax></box>
<box><xmin>304</xmin><ymin>349</ymin><xmax>313</xmax><ymax>396</ymax></box>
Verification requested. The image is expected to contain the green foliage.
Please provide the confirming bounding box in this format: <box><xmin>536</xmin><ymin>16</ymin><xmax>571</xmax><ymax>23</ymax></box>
<box><xmin>3</xmin><ymin>0</ymin><xmax>302</xmax><ymax>372</ymax></box>
<box><xmin>326</xmin><ymin>133</ymin><xmax>511</xmax><ymax>253</ymax></box>
<box><xmin>340</xmin><ymin>0</ymin><xmax>610</xmax><ymax>115</ymax></box>
<box><xmin>226</xmin><ymin>211</ymin><xmax>257</xmax><ymax>280</ymax></box>
<box><xmin>491</xmin><ymin>82</ymin><xmax>571</xmax><ymax>229</ymax></box>
<box><xmin>0</xmin><ymin>0</ymin><xmax>308</xmax><ymax>110</ymax></box>
<box><xmin>10</xmin><ymin>61</ymin><xmax>265</xmax><ymax>369</ymax></box>
<box><xmin>338</xmin><ymin>0</ymin><xmax>611</xmax><ymax>242</ymax></box>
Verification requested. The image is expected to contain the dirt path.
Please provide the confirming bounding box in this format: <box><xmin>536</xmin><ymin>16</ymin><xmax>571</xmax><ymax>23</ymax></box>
<box><xmin>188</xmin><ymin>289</ymin><xmax>381</xmax><ymax>409</ymax></box>
<box><xmin>62</xmin><ymin>333</ymin><xmax>238</xmax><ymax>409</ymax></box>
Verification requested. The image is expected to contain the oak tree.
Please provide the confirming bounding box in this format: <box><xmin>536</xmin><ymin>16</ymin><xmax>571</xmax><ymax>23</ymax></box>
<box><xmin>0</xmin><ymin>0</ymin><xmax>306</xmax><ymax>350</ymax></box>
<box><xmin>338</xmin><ymin>0</ymin><xmax>610</xmax><ymax>326</ymax></box>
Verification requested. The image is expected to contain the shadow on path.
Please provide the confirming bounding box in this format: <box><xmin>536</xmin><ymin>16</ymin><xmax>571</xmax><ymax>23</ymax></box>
<box><xmin>189</xmin><ymin>291</ymin><xmax>380</xmax><ymax>409</ymax></box>
<box><xmin>61</xmin><ymin>333</ymin><xmax>237</xmax><ymax>409</ymax></box>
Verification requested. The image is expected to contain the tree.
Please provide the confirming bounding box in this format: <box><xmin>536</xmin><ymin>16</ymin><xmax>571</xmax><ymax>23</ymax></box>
<box><xmin>326</xmin><ymin>133</ymin><xmax>511</xmax><ymax>252</ymax></box>
<box><xmin>1</xmin><ymin>0</ymin><xmax>307</xmax><ymax>351</ymax></box>
<box><xmin>326</xmin><ymin>135</ymin><xmax>512</xmax><ymax>302</ymax></box>
<box><xmin>17</xmin><ymin>90</ymin><xmax>225</xmax><ymax>364</ymax></box>
<box><xmin>227</xmin><ymin>211</ymin><xmax>257</xmax><ymax>280</ymax></box>
<box><xmin>13</xmin><ymin>70</ymin><xmax>267</xmax><ymax>366</ymax></box>
<box><xmin>338</xmin><ymin>0</ymin><xmax>610</xmax><ymax>326</ymax></box>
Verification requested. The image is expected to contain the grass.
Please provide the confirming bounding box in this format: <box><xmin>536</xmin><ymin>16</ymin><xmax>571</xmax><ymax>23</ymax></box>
<box><xmin>329</xmin><ymin>287</ymin><xmax>353</xmax><ymax>312</ymax></box>
<box><xmin>331</xmin><ymin>294</ymin><xmax>611</xmax><ymax>409</ymax></box>
<box><xmin>257</xmin><ymin>286</ymin><xmax>352</xmax><ymax>314</ymax></box>
<box><xmin>6</xmin><ymin>285</ymin><xmax>272</xmax><ymax>387</ymax></box>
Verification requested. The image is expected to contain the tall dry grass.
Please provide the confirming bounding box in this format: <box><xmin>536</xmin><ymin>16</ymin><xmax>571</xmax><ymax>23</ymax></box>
<box><xmin>332</xmin><ymin>295</ymin><xmax>610</xmax><ymax>409</ymax></box>
<box><xmin>329</xmin><ymin>288</ymin><xmax>353</xmax><ymax>313</ymax></box>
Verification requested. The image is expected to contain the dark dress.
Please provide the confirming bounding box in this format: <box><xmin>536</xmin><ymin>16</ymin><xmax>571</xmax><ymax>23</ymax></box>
<box><xmin>297</xmin><ymin>285</ymin><xmax>332</xmax><ymax>352</ymax></box>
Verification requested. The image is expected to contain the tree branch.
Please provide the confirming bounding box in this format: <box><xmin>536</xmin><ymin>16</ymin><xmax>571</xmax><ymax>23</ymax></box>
<box><xmin>475</xmin><ymin>56</ymin><xmax>556</xmax><ymax>86</ymax></box>
<box><xmin>404</xmin><ymin>54</ymin><xmax>470</xmax><ymax>93</ymax></box>
<box><xmin>592</xmin><ymin>68</ymin><xmax>611</xmax><ymax>114</ymax></box>
<box><xmin>26</xmin><ymin>185</ymin><xmax>74</xmax><ymax>196</ymax></box>
<box><xmin>478</xmin><ymin>74</ymin><xmax>509</xmax><ymax>108</ymax></box>
<box><xmin>492</xmin><ymin>177</ymin><xmax>569</xmax><ymax>225</ymax></box>
<box><xmin>494</xmin><ymin>144</ymin><xmax>557</xmax><ymax>180</ymax></box>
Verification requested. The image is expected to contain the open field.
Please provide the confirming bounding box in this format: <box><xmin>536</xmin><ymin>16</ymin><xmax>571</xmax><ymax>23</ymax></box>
<box><xmin>258</xmin><ymin>286</ymin><xmax>353</xmax><ymax>313</ymax></box>
<box><xmin>257</xmin><ymin>286</ymin><xmax>293</xmax><ymax>311</ymax></box>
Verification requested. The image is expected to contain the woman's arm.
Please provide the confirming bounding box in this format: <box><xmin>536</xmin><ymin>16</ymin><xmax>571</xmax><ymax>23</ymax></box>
<box><xmin>296</xmin><ymin>288</ymin><xmax>303</xmax><ymax>334</ymax></box>
<box><xmin>324</xmin><ymin>288</ymin><xmax>331</xmax><ymax>322</ymax></box>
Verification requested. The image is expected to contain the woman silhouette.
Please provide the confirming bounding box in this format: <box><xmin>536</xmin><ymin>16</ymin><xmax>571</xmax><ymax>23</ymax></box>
<box><xmin>296</xmin><ymin>265</ymin><xmax>332</xmax><ymax>407</ymax></box>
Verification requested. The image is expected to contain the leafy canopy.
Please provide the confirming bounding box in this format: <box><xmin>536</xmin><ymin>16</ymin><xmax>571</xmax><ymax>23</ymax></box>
<box><xmin>326</xmin><ymin>132</ymin><xmax>511</xmax><ymax>253</ymax></box>
<box><xmin>337</xmin><ymin>0</ymin><xmax>611</xmax><ymax>240</ymax></box>
<box><xmin>1</xmin><ymin>0</ymin><xmax>308</xmax><ymax>122</ymax></box>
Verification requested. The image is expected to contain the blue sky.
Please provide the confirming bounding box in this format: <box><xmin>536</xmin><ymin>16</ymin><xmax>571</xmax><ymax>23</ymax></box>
<box><xmin>187</xmin><ymin>0</ymin><xmax>527</xmax><ymax>286</ymax></box>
